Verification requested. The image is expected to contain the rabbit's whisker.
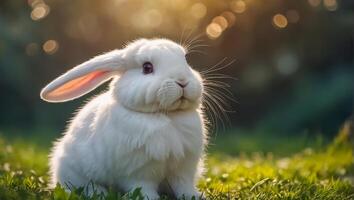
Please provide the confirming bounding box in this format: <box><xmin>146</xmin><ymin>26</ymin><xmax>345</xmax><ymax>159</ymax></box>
<box><xmin>201</xmin><ymin>59</ymin><xmax>236</xmax><ymax>75</ymax></box>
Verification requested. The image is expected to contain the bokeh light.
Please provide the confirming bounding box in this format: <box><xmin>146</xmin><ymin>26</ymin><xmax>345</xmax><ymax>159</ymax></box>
<box><xmin>131</xmin><ymin>10</ymin><xmax>163</xmax><ymax>29</ymax></box>
<box><xmin>25</xmin><ymin>43</ymin><xmax>39</xmax><ymax>56</ymax></box>
<box><xmin>275</xmin><ymin>51</ymin><xmax>299</xmax><ymax>76</ymax></box>
<box><xmin>286</xmin><ymin>10</ymin><xmax>300</xmax><ymax>23</ymax></box>
<box><xmin>272</xmin><ymin>14</ymin><xmax>288</xmax><ymax>29</ymax></box>
<box><xmin>230</xmin><ymin>0</ymin><xmax>246</xmax><ymax>14</ymax></box>
<box><xmin>308</xmin><ymin>0</ymin><xmax>321</xmax><ymax>7</ymax></box>
<box><xmin>242</xmin><ymin>64</ymin><xmax>272</xmax><ymax>90</ymax></box>
<box><xmin>206</xmin><ymin>23</ymin><xmax>223</xmax><ymax>39</ymax></box>
<box><xmin>146</xmin><ymin>9</ymin><xmax>163</xmax><ymax>28</ymax></box>
<box><xmin>324</xmin><ymin>0</ymin><xmax>338</xmax><ymax>11</ymax></box>
<box><xmin>221</xmin><ymin>11</ymin><xmax>236</xmax><ymax>27</ymax></box>
<box><xmin>30</xmin><ymin>3</ymin><xmax>50</xmax><ymax>21</ymax></box>
<box><xmin>171</xmin><ymin>0</ymin><xmax>189</xmax><ymax>11</ymax></box>
<box><xmin>190</xmin><ymin>3</ymin><xmax>207</xmax><ymax>19</ymax></box>
<box><xmin>212</xmin><ymin>16</ymin><xmax>228</xmax><ymax>31</ymax></box>
<box><xmin>42</xmin><ymin>40</ymin><xmax>59</xmax><ymax>55</ymax></box>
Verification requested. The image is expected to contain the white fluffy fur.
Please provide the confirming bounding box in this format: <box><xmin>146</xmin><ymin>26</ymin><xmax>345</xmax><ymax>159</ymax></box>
<box><xmin>41</xmin><ymin>39</ymin><xmax>207</xmax><ymax>199</ymax></box>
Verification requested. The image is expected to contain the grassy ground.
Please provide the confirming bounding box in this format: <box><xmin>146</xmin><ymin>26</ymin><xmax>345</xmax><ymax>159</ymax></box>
<box><xmin>0</xmin><ymin>123</ymin><xmax>353</xmax><ymax>200</ymax></box>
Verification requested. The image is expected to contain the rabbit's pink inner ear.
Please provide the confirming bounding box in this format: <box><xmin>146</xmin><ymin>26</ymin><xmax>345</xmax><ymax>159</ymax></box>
<box><xmin>45</xmin><ymin>71</ymin><xmax>106</xmax><ymax>100</ymax></box>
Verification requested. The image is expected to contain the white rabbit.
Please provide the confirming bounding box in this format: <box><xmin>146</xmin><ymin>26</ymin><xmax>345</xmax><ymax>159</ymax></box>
<box><xmin>41</xmin><ymin>38</ymin><xmax>207</xmax><ymax>199</ymax></box>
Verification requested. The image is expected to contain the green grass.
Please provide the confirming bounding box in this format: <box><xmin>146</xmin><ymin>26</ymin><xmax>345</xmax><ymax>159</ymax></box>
<box><xmin>0</xmin><ymin>123</ymin><xmax>353</xmax><ymax>200</ymax></box>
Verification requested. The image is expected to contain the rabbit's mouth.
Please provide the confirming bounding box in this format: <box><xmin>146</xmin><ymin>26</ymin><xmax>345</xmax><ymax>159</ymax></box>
<box><xmin>162</xmin><ymin>95</ymin><xmax>200</xmax><ymax>112</ymax></box>
<box><xmin>155</xmin><ymin>86</ymin><xmax>202</xmax><ymax>112</ymax></box>
<box><xmin>173</xmin><ymin>96</ymin><xmax>187</xmax><ymax>106</ymax></box>
<box><xmin>177</xmin><ymin>96</ymin><xmax>193</xmax><ymax>104</ymax></box>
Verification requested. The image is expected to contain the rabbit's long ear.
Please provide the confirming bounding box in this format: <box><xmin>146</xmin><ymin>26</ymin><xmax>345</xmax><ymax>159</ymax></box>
<box><xmin>41</xmin><ymin>50</ymin><xmax>125</xmax><ymax>102</ymax></box>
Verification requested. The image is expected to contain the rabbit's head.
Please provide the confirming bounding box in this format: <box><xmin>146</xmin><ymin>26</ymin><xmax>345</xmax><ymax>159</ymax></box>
<box><xmin>41</xmin><ymin>38</ymin><xmax>203</xmax><ymax>112</ymax></box>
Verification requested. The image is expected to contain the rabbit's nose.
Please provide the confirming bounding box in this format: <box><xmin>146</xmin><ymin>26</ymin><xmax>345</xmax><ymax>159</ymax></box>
<box><xmin>175</xmin><ymin>81</ymin><xmax>188</xmax><ymax>88</ymax></box>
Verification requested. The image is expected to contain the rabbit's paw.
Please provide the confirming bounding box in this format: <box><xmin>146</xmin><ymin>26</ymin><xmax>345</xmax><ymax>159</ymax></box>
<box><xmin>125</xmin><ymin>180</ymin><xmax>160</xmax><ymax>200</ymax></box>
<box><xmin>83</xmin><ymin>183</ymin><xmax>108</xmax><ymax>197</ymax></box>
<box><xmin>177</xmin><ymin>190</ymin><xmax>203</xmax><ymax>200</ymax></box>
<box><xmin>168</xmin><ymin>178</ymin><xmax>202</xmax><ymax>200</ymax></box>
<box><xmin>142</xmin><ymin>190</ymin><xmax>159</xmax><ymax>200</ymax></box>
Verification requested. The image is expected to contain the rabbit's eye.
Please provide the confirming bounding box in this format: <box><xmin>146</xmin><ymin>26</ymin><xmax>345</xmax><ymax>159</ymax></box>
<box><xmin>142</xmin><ymin>62</ymin><xmax>154</xmax><ymax>74</ymax></box>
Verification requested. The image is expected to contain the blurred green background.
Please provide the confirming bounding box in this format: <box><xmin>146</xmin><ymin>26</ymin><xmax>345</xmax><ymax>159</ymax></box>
<box><xmin>0</xmin><ymin>0</ymin><xmax>353</xmax><ymax>140</ymax></box>
<box><xmin>0</xmin><ymin>1</ymin><xmax>354</xmax><ymax>199</ymax></box>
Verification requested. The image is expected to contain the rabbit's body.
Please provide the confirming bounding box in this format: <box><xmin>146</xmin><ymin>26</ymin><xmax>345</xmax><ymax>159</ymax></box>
<box><xmin>50</xmin><ymin>92</ymin><xmax>205</xmax><ymax>197</ymax></box>
<box><xmin>42</xmin><ymin>39</ymin><xmax>207</xmax><ymax>199</ymax></box>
